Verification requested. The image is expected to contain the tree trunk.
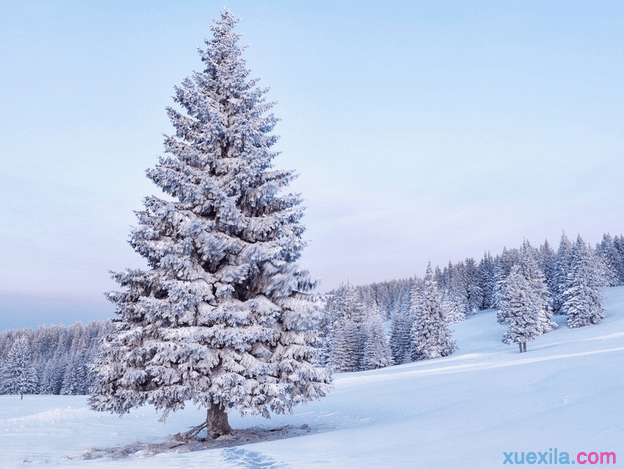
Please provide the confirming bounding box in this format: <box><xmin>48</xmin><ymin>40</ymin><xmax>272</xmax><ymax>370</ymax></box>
<box><xmin>518</xmin><ymin>342</ymin><xmax>523</xmax><ymax>353</ymax></box>
<box><xmin>523</xmin><ymin>342</ymin><xmax>527</xmax><ymax>353</ymax></box>
<box><xmin>206</xmin><ymin>403</ymin><xmax>232</xmax><ymax>439</ymax></box>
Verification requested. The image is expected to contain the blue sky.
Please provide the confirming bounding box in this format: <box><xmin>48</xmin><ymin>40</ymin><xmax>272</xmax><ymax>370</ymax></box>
<box><xmin>1</xmin><ymin>1</ymin><xmax>623</xmax><ymax>328</ymax></box>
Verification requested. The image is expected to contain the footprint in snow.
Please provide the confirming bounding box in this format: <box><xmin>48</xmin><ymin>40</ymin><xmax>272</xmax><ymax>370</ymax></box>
<box><xmin>222</xmin><ymin>448</ymin><xmax>291</xmax><ymax>469</ymax></box>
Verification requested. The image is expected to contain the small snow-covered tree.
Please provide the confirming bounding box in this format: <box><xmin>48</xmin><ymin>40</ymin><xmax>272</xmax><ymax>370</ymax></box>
<box><xmin>499</xmin><ymin>265</ymin><xmax>543</xmax><ymax>352</ymax></box>
<box><xmin>0</xmin><ymin>336</ymin><xmax>38</xmax><ymax>399</ymax></box>
<box><xmin>411</xmin><ymin>263</ymin><xmax>457</xmax><ymax>360</ymax></box>
<box><xmin>89</xmin><ymin>9</ymin><xmax>330</xmax><ymax>439</ymax></box>
<box><xmin>562</xmin><ymin>236</ymin><xmax>606</xmax><ymax>328</ymax></box>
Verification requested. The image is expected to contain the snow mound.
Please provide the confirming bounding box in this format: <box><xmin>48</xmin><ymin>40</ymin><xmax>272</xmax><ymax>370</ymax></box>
<box><xmin>0</xmin><ymin>407</ymin><xmax>92</xmax><ymax>427</ymax></box>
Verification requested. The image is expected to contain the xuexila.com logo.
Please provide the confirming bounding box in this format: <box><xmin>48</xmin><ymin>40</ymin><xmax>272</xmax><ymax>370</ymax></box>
<box><xmin>503</xmin><ymin>449</ymin><xmax>616</xmax><ymax>465</ymax></box>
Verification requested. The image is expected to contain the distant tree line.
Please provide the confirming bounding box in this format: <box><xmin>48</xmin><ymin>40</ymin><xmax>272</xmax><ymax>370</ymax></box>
<box><xmin>0</xmin><ymin>232</ymin><xmax>621</xmax><ymax>395</ymax></box>
<box><xmin>322</xmin><ymin>232</ymin><xmax>623</xmax><ymax>369</ymax></box>
<box><xmin>0</xmin><ymin>321</ymin><xmax>113</xmax><ymax>397</ymax></box>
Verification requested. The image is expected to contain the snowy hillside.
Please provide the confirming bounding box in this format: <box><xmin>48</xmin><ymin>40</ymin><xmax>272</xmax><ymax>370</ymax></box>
<box><xmin>2</xmin><ymin>288</ymin><xmax>624</xmax><ymax>468</ymax></box>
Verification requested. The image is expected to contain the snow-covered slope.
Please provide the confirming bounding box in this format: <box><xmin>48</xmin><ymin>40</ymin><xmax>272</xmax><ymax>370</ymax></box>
<box><xmin>2</xmin><ymin>288</ymin><xmax>624</xmax><ymax>468</ymax></box>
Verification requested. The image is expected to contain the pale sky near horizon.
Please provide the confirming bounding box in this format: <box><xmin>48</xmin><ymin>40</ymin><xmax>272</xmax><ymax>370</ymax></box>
<box><xmin>1</xmin><ymin>1</ymin><xmax>623</xmax><ymax>329</ymax></box>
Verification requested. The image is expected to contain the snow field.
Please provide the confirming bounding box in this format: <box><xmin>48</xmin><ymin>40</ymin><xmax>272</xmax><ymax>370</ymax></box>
<box><xmin>2</xmin><ymin>287</ymin><xmax>623</xmax><ymax>468</ymax></box>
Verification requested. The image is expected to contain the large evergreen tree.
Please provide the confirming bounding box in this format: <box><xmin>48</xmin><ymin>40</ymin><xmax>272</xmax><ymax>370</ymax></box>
<box><xmin>89</xmin><ymin>10</ymin><xmax>330</xmax><ymax>439</ymax></box>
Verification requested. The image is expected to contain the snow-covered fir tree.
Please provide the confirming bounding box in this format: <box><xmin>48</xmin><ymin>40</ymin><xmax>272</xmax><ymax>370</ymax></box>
<box><xmin>441</xmin><ymin>287</ymin><xmax>466</xmax><ymax>325</ymax></box>
<box><xmin>362</xmin><ymin>303</ymin><xmax>392</xmax><ymax>370</ymax></box>
<box><xmin>442</xmin><ymin>260</ymin><xmax>480</xmax><ymax>317</ymax></box>
<box><xmin>476</xmin><ymin>251</ymin><xmax>496</xmax><ymax>310</ymax></box>
<box><xmin>326</xmin><ymin>281</ymin><xmax>367</xmax><ymax>372</ymax></box>
<box><xmin>492</xmin><ymin>247</ymin><xmax>520</xmax><ymax>310</ymax></box>
<box><xmin>88</xmin><ymin>10</ymin><xmax>330</xmax><ymax>439</ymax></box>
<box><xmin>499</xmin><ymin>265</ymin><xmax>544</xmax><ymax>352</ymax></box>
<box><xmin>328</xmin><ymin>322</ymin><xmax>351</xmax><ymax>372</ymax></box>
<box><xmin>495</xmin><ymin>241</ymin><xmax>556</xmax><ymax>337</ymax></box>
<box><xmin>517</xmin><ymin>240</ymin><xmax>557</xmax><ymax>334</ymax></box>
<box><xmin>389</xmin><ymin>290</ymin><xmax>415</xmax><ymax>365</ymax></box>
<box><xmin>597</xmin><ymin>234</ymin><xmax>623</xmax><ymax>287</ymax></box>
<box><xmin>562</xmin><ymin>236</ymin><xmax>606</xmax><ymax>328</ymax></box>
<box><xmin>552</xmin><ymin>233</ymin><xmax>573</xmax><ymax>314</ymax></box>
<box><xmin>40</xmin><ymin>357</ymin><xmax>62</xmax><ymax>395</ymax></box>
<box><xmin>462</xmin><ymin>258</ymin><xmax>484</xmax><ymax>314</ymax></box>
<box><xmin>330</xmin><ymin>319</ymin><xmax>362</xmax><ymax>373</ymax></box>
<box><xmin>315</xmin><ymin>295</ymin><xmax>334</xmax><ymax>368</ymax></box>
<box><xmin>440</xmin><ymin>264</ymin><xmax>468</xmax><ymax>325</ymax></box>
<box><xmin>61</xmin><ymin>335</ymin><xmax>89</xmax><ymax>395</ymax></box>
<box><xmin>46</xmin><ymin>333</ymin><xmax>70</xmax><ymax>395</ymax></box>
<box><xmin>410</xmin><ymin>263</ymin><xmax>457</xmax><ymax>360</ymax></box>
<box><xmin>613</xmin><ymin>235</ymin><xmax>624</xmax><ymax>284</ymax></box>
<box><xmin>0</xmin><ymin>336</ymin><xmax>38</xmax><ymax>399</ymax></box>
<box><xmin>402</xmin><ymin>278</ymin><xmax>426</xmax><ymax>363</ymax></box>
<box><xmin>538</xmin><ymin>239</ymin><xmax>557</xmax><ymax>310</ymax></box>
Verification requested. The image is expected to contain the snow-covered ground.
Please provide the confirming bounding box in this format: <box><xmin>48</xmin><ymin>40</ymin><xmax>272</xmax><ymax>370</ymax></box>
<box><xmin>2</xmin><ymin>288</ymin><xmax>624</xmax><ymax>468</ymax></box>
